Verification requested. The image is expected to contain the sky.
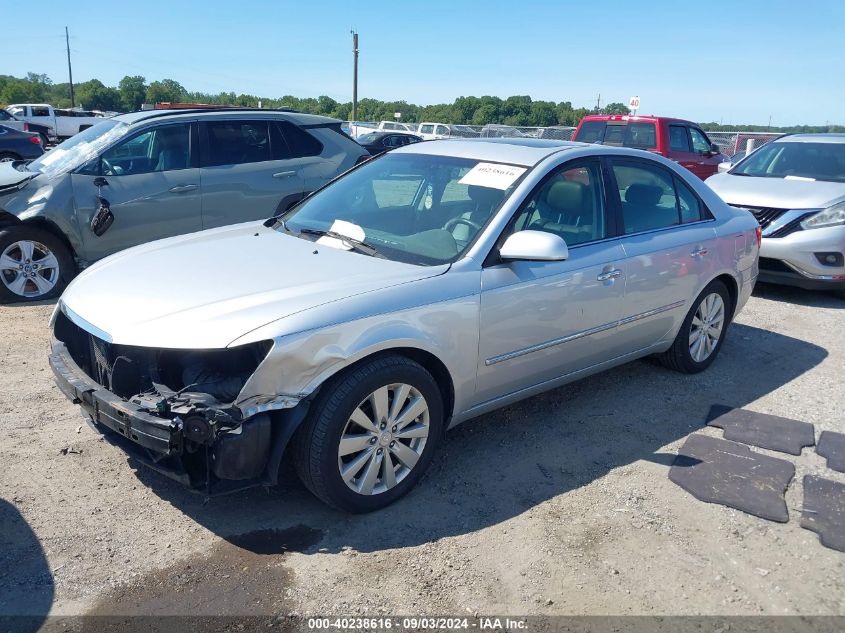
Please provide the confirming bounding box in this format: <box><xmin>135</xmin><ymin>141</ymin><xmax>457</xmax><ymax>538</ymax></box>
<box><xmin>5</xmin><ymin>0</ymin><xmax>843</xmax><ymax>126</ymax></box>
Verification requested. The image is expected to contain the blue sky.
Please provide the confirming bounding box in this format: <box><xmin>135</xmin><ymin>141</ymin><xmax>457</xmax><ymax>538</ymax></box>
<box><xmin>6</xmin><ymin>0</ymin><xmax>843</xmax><ymax>125</ymax></box>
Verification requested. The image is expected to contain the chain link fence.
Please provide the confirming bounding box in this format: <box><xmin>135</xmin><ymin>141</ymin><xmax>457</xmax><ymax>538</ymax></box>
<box><xmin>347</xmin><ymin>121</ymin><xmax>780</xmax><ymax>155</ymax></box>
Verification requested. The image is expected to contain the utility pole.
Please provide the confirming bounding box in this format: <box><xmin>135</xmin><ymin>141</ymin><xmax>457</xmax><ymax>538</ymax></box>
<box><xmin>65</xmin><ymin>26</ymin><xmax>75</xmax><ymax>108</ymax></box>
<box><xmin>351</xmin><ymin>30</ymin><xmax>359</xmax><ymax>123</ymax></box>
<box><xmin>595</xmin><ymin>93</ymin><xmax>601</xmax><ymax>113</ymax></box>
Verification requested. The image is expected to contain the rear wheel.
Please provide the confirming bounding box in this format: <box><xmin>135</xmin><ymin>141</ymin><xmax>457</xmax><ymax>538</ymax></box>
<box><xmin>659</xmin><ymin>279</ymin><xmax>731</xmax><ymax>374</ymax></box>
<box><xmin>0</xmin><ymin>152</ymin><xmax>21</xmax><ymax>162</ymax></box>
<box><xmin>0</xmin><ymin>226</ymin><xmax>76</xmax><ymax>303</ymax></box>
<box><xmin>39</xmin><ymin>133</ymin><xmax>50</xmax><ymax>148</ymax></box>
<box><xmin>293</xmin><ymin>354</ymin><xmax>444</xmax><ymax>512</ymax></box>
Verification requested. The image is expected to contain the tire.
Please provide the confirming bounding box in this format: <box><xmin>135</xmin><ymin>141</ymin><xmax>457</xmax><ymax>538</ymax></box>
<box><xmin>292</xmin><ymin>354</ymin><xmax>444</xmax><ymax>512</ymax></box>
<box><xmin>0</xmin><ymin>226</ymin><xmax>76</xmax><ymax>303</ymax></box>
<box><xmin>39</xmin><ymin>133</ymin><xmax>50</xmax><ymax>148</ymax></box>
<box><xmin>659</xmin><ymin>279</ymin><xmax>731</xmax><ymax>374</ymax></box>
<box><xmin>0</xmin><ymin>152</ymin><xmax>21</xmax><ymax>162</ymax></box>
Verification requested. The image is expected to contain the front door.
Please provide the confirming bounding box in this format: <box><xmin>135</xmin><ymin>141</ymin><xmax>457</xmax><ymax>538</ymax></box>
<box><xmin>476</xmin><ymin>160</ymin><xmax>627</xmax><ymax>405</ymax></box>
<box><xmin>72</xmin><ymin>121</ymin><xmax>202</xmax><ymax>262</ymax></box>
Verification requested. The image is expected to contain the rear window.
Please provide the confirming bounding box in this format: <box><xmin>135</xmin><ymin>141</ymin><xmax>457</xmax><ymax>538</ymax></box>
<box><xmin>575</xmin><ymin>120</ymin><xmax>657</xmax><ymax>149</ymax></box>
<box><xmin>277</xmin><ymin>121</ymin><xmax>323</xmax><ymax>158</ymax></box>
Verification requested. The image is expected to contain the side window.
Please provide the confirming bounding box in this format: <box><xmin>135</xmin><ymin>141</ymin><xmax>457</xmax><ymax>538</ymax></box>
<box><xmin>0</xmin><ymin>111</ymin><xmax>11</xmax><ymax>121</ymax></box>
<box><xmin>612</xmin><ymin>161</ymin><xmax>680</xmax><ymax>234</ymax></box>
<box><xmin>276</xmin><ymin>121</ymin><xmax>323</xmax><ymax>158</ymax></box>
<box><xmin>8</xmin><ymin>106</ymin><xmax>24</xmax><ymax>117</ymax></box>
<box><xmin>420</xmin><ymin>124</ymin><xmax>434</xmax><ymax>134</ymax></box>
<box><xmin>100</xmin><ymin>124</ymin><xmax>190</xmax><ymax>176</ymax></box>
<box><xmin>31</xmin><ymin>106</ymin><xmax>50</xmax><ymax>117</ymax></box>
<box><xmin>675</xmin><ymin>176</ymin><xmax>704</xmax><ymax>223</ymax></box>
<box><xmin>669</xmin><ymin>125</ymin><xmax>691</xmax><ymax>152</ymax></box>
<box><xmin>203</xmin><ymin>121</ymin><xmax>271</xmax><ymax>167</ymax></box>
<box><xmin>689</xmin><ymin>128</ymin><xmax>711</xmax><ymax>154</ymax></box>
<box><xmin>435</xmin><ymin>125</ymin><xmax>449</xmax><ymax>136</ymax></box>
<box><xmin>510</xmin><ymin>161</ymin><xmax>607</xmax><ymax>247</ymax></box>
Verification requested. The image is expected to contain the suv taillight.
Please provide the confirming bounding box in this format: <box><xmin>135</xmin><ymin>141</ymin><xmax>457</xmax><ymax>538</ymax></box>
<box><xmin>755</xmin><ymin>226</ymin><xmax>762</xmax><ymax>248</ymax></box>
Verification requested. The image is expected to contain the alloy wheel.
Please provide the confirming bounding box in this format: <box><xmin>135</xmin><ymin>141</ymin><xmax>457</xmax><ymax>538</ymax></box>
<box><xmin>0</xmin><ymin>240</ymin><xmax>60</xmax><ymax>298</ymax></box>
<box><xmin>337</xmin><ymin>383</ymin><xmax>430</xmax><ymax>496</ymax></box>
<box><xmin>689</xmin><ymin>292</ymin><xmax>725</xmax><ymax>362</ymax></box>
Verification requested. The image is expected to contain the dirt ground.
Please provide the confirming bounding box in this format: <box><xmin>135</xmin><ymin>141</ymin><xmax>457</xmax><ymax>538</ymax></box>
<box><xmin>1</xmin><ymin>283</ymin><xmax>844</xmax><ymax>626</ymax></box>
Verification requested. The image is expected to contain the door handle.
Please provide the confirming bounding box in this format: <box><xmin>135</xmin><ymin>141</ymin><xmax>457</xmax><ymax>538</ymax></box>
<box><xmin>273</xmin><ymin>171</ymin><xmax>296</xmax><ymax>179</ymax></box>
<box><xmin>597</xmin><ymin>269</ymin><xmax>623</xmax><ymax>282</ymax></box>
<box><xmin>169</xmin><ymin>184</ymin><xmax>198</xmax><ymax>193</ymax></box>
<box><xmin>691</xmin><ymin>247</ymin><xmax>708</xmax><ymax>257</ymax></box>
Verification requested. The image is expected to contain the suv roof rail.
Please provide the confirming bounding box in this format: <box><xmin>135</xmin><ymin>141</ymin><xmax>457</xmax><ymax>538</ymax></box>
<box><xmin>135</xmin><ymin>106</ymin><xmax>300</xmax><ymax>121</ymax></box>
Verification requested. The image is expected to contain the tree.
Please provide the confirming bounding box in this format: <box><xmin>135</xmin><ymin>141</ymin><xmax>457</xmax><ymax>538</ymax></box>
<box><xmin>602</xmin><ymin>102</ymin><xmax>630</xmax><ymax>115</ymax></box>
<box><xmin>145</xmin><ymin>79</ymin><xmax>187</xmax><ymax>105</ymax></box>
<box><xmin>76</xmin><ymin>79</ymin><xmax>122</xmax><ymax>111</ymax></box>
<box><xmin>118</xmin><ymin>75</ymin><xmax>147</xmax><ymax>112</ymax></box>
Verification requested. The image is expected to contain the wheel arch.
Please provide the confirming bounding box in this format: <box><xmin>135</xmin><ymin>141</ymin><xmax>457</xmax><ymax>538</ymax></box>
<box><xmin>714</xmin><ymin>272</ymin><xmax>739</xmax><ymax>320</ymax></box>
<box><xmin>0</xmin><ymin>215</ymin><xmax>78</xmax><ymax>270</ymax></box>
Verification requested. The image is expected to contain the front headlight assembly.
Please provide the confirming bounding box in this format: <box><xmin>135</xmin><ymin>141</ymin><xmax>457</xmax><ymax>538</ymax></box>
<box><xmin>800</xmin><ymin>202</ymin><xmax>845</xmax><ymax>230</ymax></box>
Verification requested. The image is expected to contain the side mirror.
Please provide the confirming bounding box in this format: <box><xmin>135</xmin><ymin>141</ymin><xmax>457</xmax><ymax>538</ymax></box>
<box><xmin>717</xmin><ymin>162</ymin><xmax>732</xmax><ymax>174</ymax></box>
<box><xmin>500</xmin><ymin>230</ymin><xmax>569</xmax><ymax>262</ymax></box>
<box><xmin>710</xmin><ymin>143</ymin><xmax>721</xmax><ymax>155</ymax></box>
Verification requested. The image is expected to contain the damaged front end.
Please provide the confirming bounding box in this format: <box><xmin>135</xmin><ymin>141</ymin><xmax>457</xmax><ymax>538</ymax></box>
<box><xmin>49</xmin><ymin>309</ymin><xmax>300</xmax><ymax>494</ymax></box>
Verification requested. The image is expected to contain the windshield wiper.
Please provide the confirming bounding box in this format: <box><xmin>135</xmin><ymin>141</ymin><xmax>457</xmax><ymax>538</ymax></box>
<box><xmin>297</xmin><ymin>227</ymin><xmax>381</xmax><ymax>257</ymax></box>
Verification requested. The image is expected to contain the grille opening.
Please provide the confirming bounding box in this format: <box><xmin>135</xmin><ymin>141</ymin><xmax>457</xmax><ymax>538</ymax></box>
<box><xmin>54</xmin><ymin>311</ymin><xmax>272</xmax><ymax>402</ymax></box>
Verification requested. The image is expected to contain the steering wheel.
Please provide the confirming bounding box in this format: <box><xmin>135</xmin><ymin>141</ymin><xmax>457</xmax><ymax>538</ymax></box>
<box><xmin>101</xmin><ymin>157</ymin><xmax>116</xmax><ymax>176</ymax></box>
<box><xmin>444</xmin><ymin>217</ymin><xmax>483</xmax><ymax>233</ymax></box>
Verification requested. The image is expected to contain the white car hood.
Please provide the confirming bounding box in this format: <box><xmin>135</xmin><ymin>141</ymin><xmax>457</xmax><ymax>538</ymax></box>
<box><xmin>706</xmin><ymin>172</ymin><xmax>845</xmax><ymax>209</ymax></box>
<box><xmin>60</xmin><ymin>222</ymin><xmax>448</xmax><ymax>349</ymax></box>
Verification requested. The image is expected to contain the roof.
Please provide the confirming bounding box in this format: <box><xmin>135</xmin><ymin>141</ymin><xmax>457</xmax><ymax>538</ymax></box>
<box><xmin>112</xmin><ymin>108</ymin><xmax>341</xmax><ymax>127</ymax></box>
<box><xmin>393</xmin><ymin>138</ymin><xmax>581</xmax><ymax>166</ymax></box>
<box><xmin>774</xmin><ymin>133</ymin><xmax>845</xmax><ymax>144</ymax></box>
<box><xmin>580</xmin><ymin>114</ymin><xmax>697</xmax><ymax>125</ymax></box>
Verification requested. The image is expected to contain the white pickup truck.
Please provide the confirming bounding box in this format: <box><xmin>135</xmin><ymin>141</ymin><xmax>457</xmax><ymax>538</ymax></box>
<box><xmin>6</xmin><ymin>104</ymin><xmax>111</xmax><ymax>141</ymax></box>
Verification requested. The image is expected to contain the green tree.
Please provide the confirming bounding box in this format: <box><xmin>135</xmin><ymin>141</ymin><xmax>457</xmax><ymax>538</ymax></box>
<box><xmin>145</xmin><ymin>79</ymin><xmax>187</xmax><ymax>104</ymax></box>
<box><xmin>602</xmin><ymin>102</ymin><xmax>630</xmax><ymax>115</ymax></box>
<box><xmin>118</xmin><ymin>75</ymin><xmax>147</xmax><ymax>111</ymax></box>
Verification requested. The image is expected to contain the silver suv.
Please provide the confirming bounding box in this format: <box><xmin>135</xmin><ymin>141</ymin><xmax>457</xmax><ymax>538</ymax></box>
<box><xmin>0</xmin><ymin>108</ymin><xmax>367</xmax><ymax>302</ymax></box>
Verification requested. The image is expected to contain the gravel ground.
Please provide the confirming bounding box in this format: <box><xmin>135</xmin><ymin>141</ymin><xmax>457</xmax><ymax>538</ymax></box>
<box><xmin>1</xmin><ymin>283</ymin><xmax>844</xmax><ymax>624</ymax></box>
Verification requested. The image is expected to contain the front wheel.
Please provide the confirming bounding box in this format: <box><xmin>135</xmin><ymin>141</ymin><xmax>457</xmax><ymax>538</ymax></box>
<box><xmin>0</xmin><ymin>226</ymin><xmax>76</xmax><ymax>303</ymax></box>
<box><xmin>659</xmin><ymin>280</ymin><xmax>731</xmax><ymax>374</ymax></box>
<box><xmin>293</xmin><ymin>354</ymin><xmax>444</xmax><ymax>512</ymax></box>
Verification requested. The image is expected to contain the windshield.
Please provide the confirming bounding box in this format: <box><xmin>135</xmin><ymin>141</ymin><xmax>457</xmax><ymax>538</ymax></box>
<box><xmin>731</xmin><ymin>141</ymin><xmax>845</xmax><ymax>183</ymax></box>
<box><xmin>357</xmin><ymin>133</ymin><xmax>380</xmax><ymax>144</ymax></box>
<box><xmin>27</xmin><ymin>120</ymin><xmax>128</xmax><ymax>177</ymax></box>
<box><xmin>282</xmin><ymin>153</ymin><xmax>527</xmax><ymax>265</ymax></box>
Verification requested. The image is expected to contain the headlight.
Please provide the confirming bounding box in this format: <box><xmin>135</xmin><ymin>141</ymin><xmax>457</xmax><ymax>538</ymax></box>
<box><xmin>800</xmin><ymin>202</ymin><xmax>845</xmax><ymax>230</ymax></box>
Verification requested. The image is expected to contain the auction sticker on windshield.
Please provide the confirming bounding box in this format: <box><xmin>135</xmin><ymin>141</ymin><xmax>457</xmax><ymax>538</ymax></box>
<box><xmin>459</xmin><ymin>162</ymin><xmax>526</xmax><ymax>190</ymax></box>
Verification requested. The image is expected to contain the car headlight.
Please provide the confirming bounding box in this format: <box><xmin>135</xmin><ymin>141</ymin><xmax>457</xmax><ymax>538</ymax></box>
<box><xmin>800</xmin><ymin>202</ymin><xmax>845</xmax><ymax>230</ymax></box>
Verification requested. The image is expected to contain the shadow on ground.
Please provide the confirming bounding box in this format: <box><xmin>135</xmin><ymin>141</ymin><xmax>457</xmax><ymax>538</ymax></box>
<box><xmin>116</xmin><ymin>321</ymin><xmax>827</xmax><ymax>558</ymax></box>
<box><xmin>753</xmin><ymin>281</ymin><xmax>844</xmax><ymax>309</ymax></box>
<box><xmin>0</xmin><ymin>499</ymin><xmax>54</xmax><ymax>632</ymax></box>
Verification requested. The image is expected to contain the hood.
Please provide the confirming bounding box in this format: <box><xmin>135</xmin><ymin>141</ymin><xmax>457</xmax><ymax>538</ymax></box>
<box><xmin>60</xmin><ymin>222</ymin><xmax>448</xmax><ymax>349</ymax></box>
<box><xmin>706</xmin><ymin>172</ymin><xmax>845</xmax><ymax>210</ymax></box>
<box><xmin>0</xmin><ymin>161</ymin><xmax>36</xmax><ymax>193</ymax></box>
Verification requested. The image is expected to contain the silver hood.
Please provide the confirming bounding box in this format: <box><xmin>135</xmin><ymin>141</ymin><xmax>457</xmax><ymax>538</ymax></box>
<box><xmin>0</xmin><ymin>161</ymin><xmax>36</xmax><ymax>192</ymax></box>
<box><xmin>706</xmin><ymin>172</ymin><xmax>845</xmax><ymax>209</ymax></box>
<box><xmin>60</xmin><ymin>222</ymin><xmax>448</xmax><ymax>349</ymax></box>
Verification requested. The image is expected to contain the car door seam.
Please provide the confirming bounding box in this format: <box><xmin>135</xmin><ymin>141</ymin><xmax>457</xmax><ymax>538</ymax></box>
<box><xmin>484</xmin><ymin>300</ymin><xmax>685</xmax><ymax>366</ymax></box>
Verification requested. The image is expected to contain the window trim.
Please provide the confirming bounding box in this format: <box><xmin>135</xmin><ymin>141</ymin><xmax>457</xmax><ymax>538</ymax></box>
<box><xmin>604</xmin><ymin>155</ymin><xmax>715</xmax><ymax>238</ymax></box>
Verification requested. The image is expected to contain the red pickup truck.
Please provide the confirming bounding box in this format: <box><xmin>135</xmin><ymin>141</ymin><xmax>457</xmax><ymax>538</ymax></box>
<box><xmin>572</xmin><ymin>115</ymin><xmax>728</xmax><ymax>179</ymax></box>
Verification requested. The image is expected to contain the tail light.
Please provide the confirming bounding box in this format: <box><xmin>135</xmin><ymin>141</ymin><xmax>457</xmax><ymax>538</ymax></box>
<box><xmin>755</xmin><ymin>226</ymin><xmax>762</xmax><ymax>248</ymax></box>
<box><xmin>30</xmin><ymin>136</ymin><xmax>42</xmax><ymax>145</ymax></box>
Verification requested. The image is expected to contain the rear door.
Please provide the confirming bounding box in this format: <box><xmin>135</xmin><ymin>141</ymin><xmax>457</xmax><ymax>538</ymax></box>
<box><xmin>607</xmin><ymin>156</ymin><xmax>719</xmax><ymax>350</ymax></box>
<box><xmin>71</xmin><ymin>121</ymin><xmax>202</xmax><ymax>261</ymax></box>
<box><xmin>198</xmin><ymin>118</ymin><xmax>305</xmax><ymax>229</ymax></box>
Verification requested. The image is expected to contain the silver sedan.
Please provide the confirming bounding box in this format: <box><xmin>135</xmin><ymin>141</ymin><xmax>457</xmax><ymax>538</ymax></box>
<box><xmin>49</xmin><ymin>139</ymin><xmax>760</xmax><ymax>512</ymax></box>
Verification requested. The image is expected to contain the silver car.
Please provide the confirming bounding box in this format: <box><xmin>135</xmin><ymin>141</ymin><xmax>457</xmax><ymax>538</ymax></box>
<box><xmin>49</xmin><ymin>139</ymin><xmax>759</xmax><ymax>512</ymax></box>
<box><xmin>0</xmin><ymin>108</ymin><xmax>366</xmax><ymax>303</ymax></box>
<box><xmin>707</xmin><ymin>134</ymin><xmax>845</xmax><ymax>298</ymax></box>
